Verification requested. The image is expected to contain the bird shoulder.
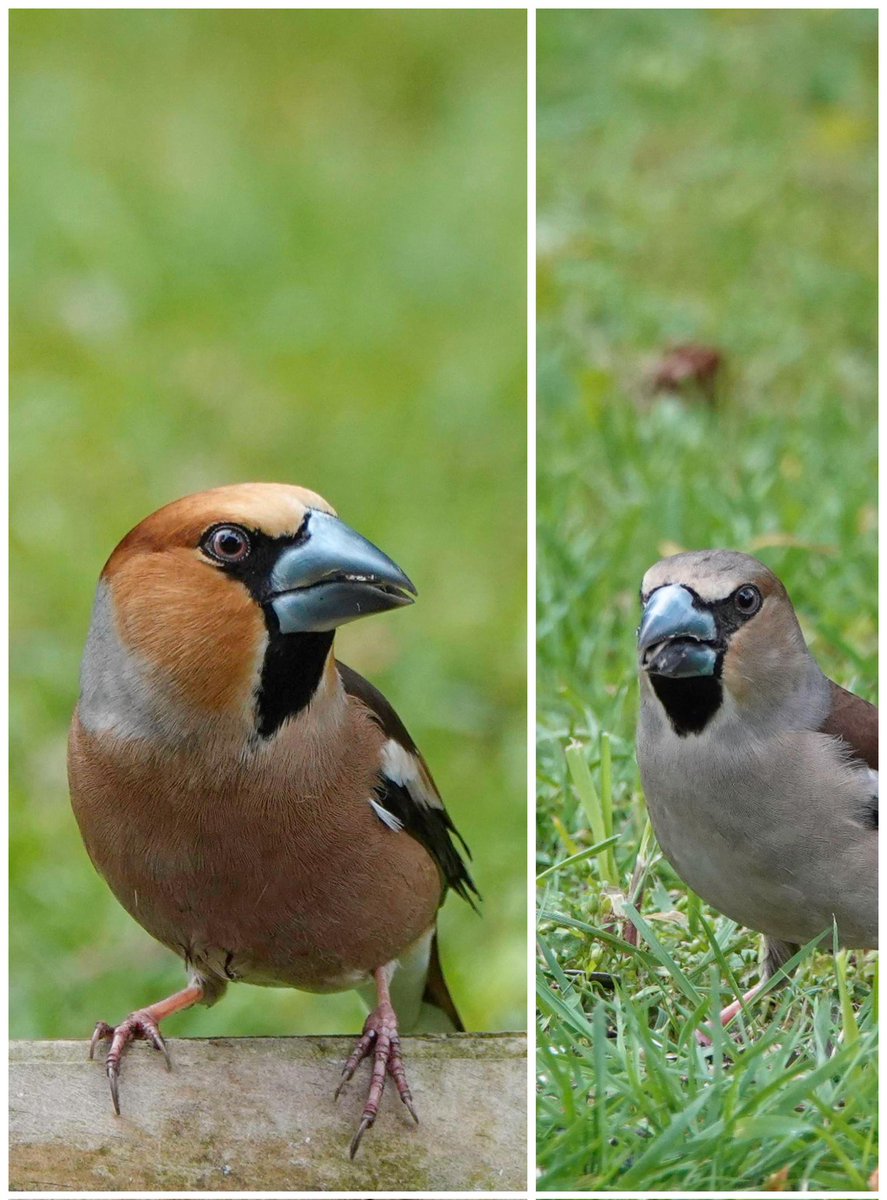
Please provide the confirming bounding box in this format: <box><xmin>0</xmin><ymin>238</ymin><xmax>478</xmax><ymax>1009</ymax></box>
<box><xmin>819</xmin><ymin>678</ymin><xmax>878</xmax><ymax>771</ymax></box>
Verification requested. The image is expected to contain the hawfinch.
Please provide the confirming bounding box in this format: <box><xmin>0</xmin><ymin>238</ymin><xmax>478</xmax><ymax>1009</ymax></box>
<box><xmin>636</xmin><ymin>550</ymin><xmax>877</xmax><ymax>1029</ymax></box>
<box><xmin>69</xmin><ymin>483</ymin><xmax>477</xmax><ymax>1156</ymax></box>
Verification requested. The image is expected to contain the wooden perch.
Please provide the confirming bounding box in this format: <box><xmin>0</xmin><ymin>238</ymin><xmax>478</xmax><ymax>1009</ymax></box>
<box><xmin>10</xmin><ymin>1034</ymin><xmax>527</xmax><ymax>1193</ymax></box>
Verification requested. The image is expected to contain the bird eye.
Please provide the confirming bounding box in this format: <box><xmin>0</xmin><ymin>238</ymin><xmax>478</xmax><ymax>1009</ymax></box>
<box><xmin>204</xmin><ymin>525</ymin><xmax>251</xmax><ymax>564</ymax></box>
<box><xmin>733</xmin><ymin>584</ymin><xmax>762</xmax><ymax>615</ymax></box>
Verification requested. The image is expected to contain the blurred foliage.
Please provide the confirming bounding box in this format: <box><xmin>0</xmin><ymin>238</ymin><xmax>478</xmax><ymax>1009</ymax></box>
<box><xmin>537</xmin><ymin>10</ymin><xmax>875</xmax><ymax>1191</ymax></box>
<box><xmin>537</xmin><ymin>8</ymin><xmax>876</xmax><ymax>707</ymax></box>
<box><xmin>11</xmin><ymin>10</ymin><xmax>527</xmax><ymax>1039</ymax></box>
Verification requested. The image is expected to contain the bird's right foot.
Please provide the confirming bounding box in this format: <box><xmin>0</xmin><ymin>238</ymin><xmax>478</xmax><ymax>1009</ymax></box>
<box><xmin>89</xmin><ymin>1011</ymin><xmax>171</xmax><ymax>1115</ymax></box>
<box><xmin>86</xmin><ymin>983</ymin><xmax>204</xmax><ymax>1114</ymax></box>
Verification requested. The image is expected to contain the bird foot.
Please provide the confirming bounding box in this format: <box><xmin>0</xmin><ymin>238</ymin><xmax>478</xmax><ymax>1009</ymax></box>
<box><xmin>334</xmin><ymin>1000</ymin><xmax>418</xmax><ymax>1158</ymax></box>
<box><xmin>695</xmin><ymin>987</ymin><xmax>761</xmax><ymax>1047</ymax></box>
<box><xmin>89</xmin><ymin>1011</ymin><xmax>171</xmax><ymax>1115</ymax></box>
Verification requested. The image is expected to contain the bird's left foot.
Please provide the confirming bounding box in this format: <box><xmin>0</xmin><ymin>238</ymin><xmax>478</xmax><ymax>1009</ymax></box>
<box><xmin>695</xmin><ymin>982</ymin><xmax>766</xmax><ymax>1046</ymax></box>
<box><xmin>334</xmin><ymin>1000</ymin><xmax>419</xmax><ymax>1158</ymax></box>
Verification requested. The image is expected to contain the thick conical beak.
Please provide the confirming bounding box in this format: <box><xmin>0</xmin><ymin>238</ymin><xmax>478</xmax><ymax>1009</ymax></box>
<box><xmin>269</xmin><ymin>510</ymin><xmax>417</xmax><ymax>634</ymax></box>
<box><xmin>638</xmin><ymin>584</ymin><xmax>718</xmax><ymax>678</ymax></box>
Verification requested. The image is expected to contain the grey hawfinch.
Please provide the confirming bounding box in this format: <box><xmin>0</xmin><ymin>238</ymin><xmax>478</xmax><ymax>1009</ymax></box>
<box><xmin>68</xmin><ymin>483</ymin><xmax>477</xmax><ymax>1156</ymax></box>
<box><xmin>636</xmin><ymin>549</ymin><xmax>876</xmax><ymax>1030</ymax></box>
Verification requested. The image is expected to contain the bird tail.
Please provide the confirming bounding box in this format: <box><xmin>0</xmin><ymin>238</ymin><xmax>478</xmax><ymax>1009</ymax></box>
<box><xmin>417</xmin><ymin>930</ymin><xmax>464</xmax><ymax>1032</ymax></box>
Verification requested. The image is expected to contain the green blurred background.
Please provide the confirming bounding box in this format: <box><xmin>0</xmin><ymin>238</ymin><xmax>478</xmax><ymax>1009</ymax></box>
<box><xmin>11</xmin><ymin>10</ymin><xmax>527</xmax><ymax>1039</ymax></box>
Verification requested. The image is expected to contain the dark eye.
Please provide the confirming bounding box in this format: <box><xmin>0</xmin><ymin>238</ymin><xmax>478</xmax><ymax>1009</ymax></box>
<box><xmin>734</xmin><ymin>584</ymin><xmax>762</xmax><ymax>615</ymax></box>
<box><xmin>204</xmin><ymin>525</ymin><xmax>251</xmax><ymax>564</ymax></box>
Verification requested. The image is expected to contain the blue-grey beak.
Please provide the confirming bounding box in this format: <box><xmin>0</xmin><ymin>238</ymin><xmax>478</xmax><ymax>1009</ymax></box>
<box><xmin>270</xmin><ymin>510</ymin><xmax>417</xmax><ymax>634</ymax></box>
<box><xmin>638</xmin><ymin>584</ymin><xmax>718</xmax><ymax>678</ymax></box>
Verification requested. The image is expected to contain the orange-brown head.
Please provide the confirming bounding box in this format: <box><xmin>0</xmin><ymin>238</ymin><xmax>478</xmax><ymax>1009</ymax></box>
<box><xmin>78</xmin><ymin>484</ymin><xmax>416</xmax><ymax>741</ymax></box>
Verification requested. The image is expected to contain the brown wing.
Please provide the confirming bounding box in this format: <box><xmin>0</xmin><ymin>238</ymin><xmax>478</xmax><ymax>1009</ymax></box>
<box><xmin>818</xmin><ymin>678</ymin><xmax>878</xmax><ymax>771</ymax></box>
<box><xmin>336</xmin><ymin>660</ymin><xmax>421</xmax><ymax>753</ymax></box>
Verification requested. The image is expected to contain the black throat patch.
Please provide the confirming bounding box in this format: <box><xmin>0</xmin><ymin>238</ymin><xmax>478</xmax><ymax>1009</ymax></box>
<box><xmin>650</xmin><ymin>674</ymin><xmax>723</xmax><ymax>736</ymax></box>
<box><xmin>255</xmin><ymin>627</ymin><xmax>335</xmax><ymax>738</ymax></box>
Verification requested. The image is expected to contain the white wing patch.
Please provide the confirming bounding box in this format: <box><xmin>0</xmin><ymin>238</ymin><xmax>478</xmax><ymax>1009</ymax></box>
<box><xmin>381</xmin><ymin>738</ymin><xmax>443</xmax><ymax>809</ymax></box>
<box><xmin>369</xmin><ymin>797</ymin><xmax>404</xmax><ymax>832</ymax></box>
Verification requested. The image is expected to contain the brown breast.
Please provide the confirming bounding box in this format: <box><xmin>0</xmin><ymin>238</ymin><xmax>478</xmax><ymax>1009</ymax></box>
<box><xmin>68</xmin><ymin>702</ymin><xmax>442</xmax><ymax>994</ymax></box>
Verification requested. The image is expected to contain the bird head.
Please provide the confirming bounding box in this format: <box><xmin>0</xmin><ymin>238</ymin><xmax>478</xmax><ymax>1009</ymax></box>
<box><xmin>80</xmin><ymin>483</ymin><xmax>416</xmax><ymax>739</ymax></box>
<box><xmin>637</xmin><ymin>549</ymin><xmax>819</xmax><ymax>733</ymax></box>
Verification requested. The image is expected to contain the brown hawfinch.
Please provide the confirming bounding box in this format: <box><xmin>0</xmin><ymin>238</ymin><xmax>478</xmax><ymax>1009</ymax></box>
<box><xmin>69</xmin><ymin>483</ymin><xmax>477</xmax><ymax>1156</ymax></box>
<box><xmin>636</xmin><ymin>550</ymin><xmax>877</xmax><ymax>1032</ymax></box>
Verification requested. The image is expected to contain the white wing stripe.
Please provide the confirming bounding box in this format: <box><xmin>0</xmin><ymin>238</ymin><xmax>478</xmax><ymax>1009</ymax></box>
<box><xmin>381</xmin><ymin>738</ymin><xmax>443</xmax><ymax>810</ymax></box>
<box><xmin>369</xmin><ymin>797</ymin><xmax>404</xmax><ymax>832</ymax></box>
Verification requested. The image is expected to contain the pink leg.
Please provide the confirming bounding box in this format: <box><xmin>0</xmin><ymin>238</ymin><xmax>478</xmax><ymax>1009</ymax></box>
<box><xmin>695</xmin><ymin>979</ymin><xmax>767</xmax><ymax>1047</ymax></box>
<box><xmin>89</xmin><ymin>983</ymin><xmax>204</xmax><ymax>1114</ymax></box>
<box><xmin>334</xmin><ymin>966</ymin><xmax>418</xmax><ymax>1158</ymax></box>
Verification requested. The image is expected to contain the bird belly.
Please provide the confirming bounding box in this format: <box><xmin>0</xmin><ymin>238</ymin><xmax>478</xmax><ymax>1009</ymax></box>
<box><xmin>638</xmin><ymin>727</ymin><xmax>877</xmax><ymax>948</ymax></box>
<box><xmin>94</xmin><ymin>826</ymin><xmax>441</xmax><ymax>995</ymax></box>
<box><xmin>69</xmin><ymin>743</ymin><xmax>443</xmax><ymax>996</ymax></box>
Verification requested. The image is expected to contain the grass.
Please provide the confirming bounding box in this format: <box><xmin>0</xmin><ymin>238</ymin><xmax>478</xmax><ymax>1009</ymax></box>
<box><xmin>536</xmin><ymin>10</ymin><xmax>877</xmax><ymax>1192</ymax></box>
<box><xmin>11</xmin><ymin>10</ymin><xmax>527</xmax><ymax>1041</ymax></box>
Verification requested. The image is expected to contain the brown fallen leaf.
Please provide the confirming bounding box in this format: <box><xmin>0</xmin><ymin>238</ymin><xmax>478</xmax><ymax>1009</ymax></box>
<box><xmin>651</xmin><ymin>343</ymin><xmax>724</xmax><ymax>402</ymax></box>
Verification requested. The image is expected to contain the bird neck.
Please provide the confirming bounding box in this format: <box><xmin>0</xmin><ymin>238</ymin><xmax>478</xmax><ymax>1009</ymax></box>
<box><xmin>644</xmin><ymin>650</ymin><xmax>832</xmax><ymax>742</ymax></box>
<box><xmin>80</xmin><ymin>580</ymin><xmax>342</xmax><ymax>748</ymax></box>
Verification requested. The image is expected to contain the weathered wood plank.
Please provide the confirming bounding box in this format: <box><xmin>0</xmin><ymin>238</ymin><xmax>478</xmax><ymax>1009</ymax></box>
<box><xmin>10</xmin><ymin>1034</ymin><xmax>527</xmax><ymax>1193</ymax></box>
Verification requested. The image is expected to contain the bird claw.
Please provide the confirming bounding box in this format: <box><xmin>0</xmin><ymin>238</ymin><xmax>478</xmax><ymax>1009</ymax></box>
<box><xmin>349</xmin><ymin>1115</ymin><xmax>373</xmax><ymax>1159</ymax></box>
<box><xmin>88</xmin><ymin>1011</ymin><xmax>171</xmax><ymax>1115</ymax></box>
<box><xmin>89</xmin><ymin>1021</ymin><xmax>115</xmax><ymax>1060</ymax></box>
<box><xmin>335</xmin><ymin>1027</ymin><xmax>376</xmax><ymax>1099</ymax></box>
<box><xmin>335</xmin><ymin>1002</ymin><xmax>418</xmax><ymax>1157</ymax></box>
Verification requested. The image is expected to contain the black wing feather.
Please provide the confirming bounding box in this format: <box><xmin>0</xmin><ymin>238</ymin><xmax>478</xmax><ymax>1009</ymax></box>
<box><xmin>337</xmin><ymin>661</ymin><xmax>480</xmax><ymax>907</ymax></box>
